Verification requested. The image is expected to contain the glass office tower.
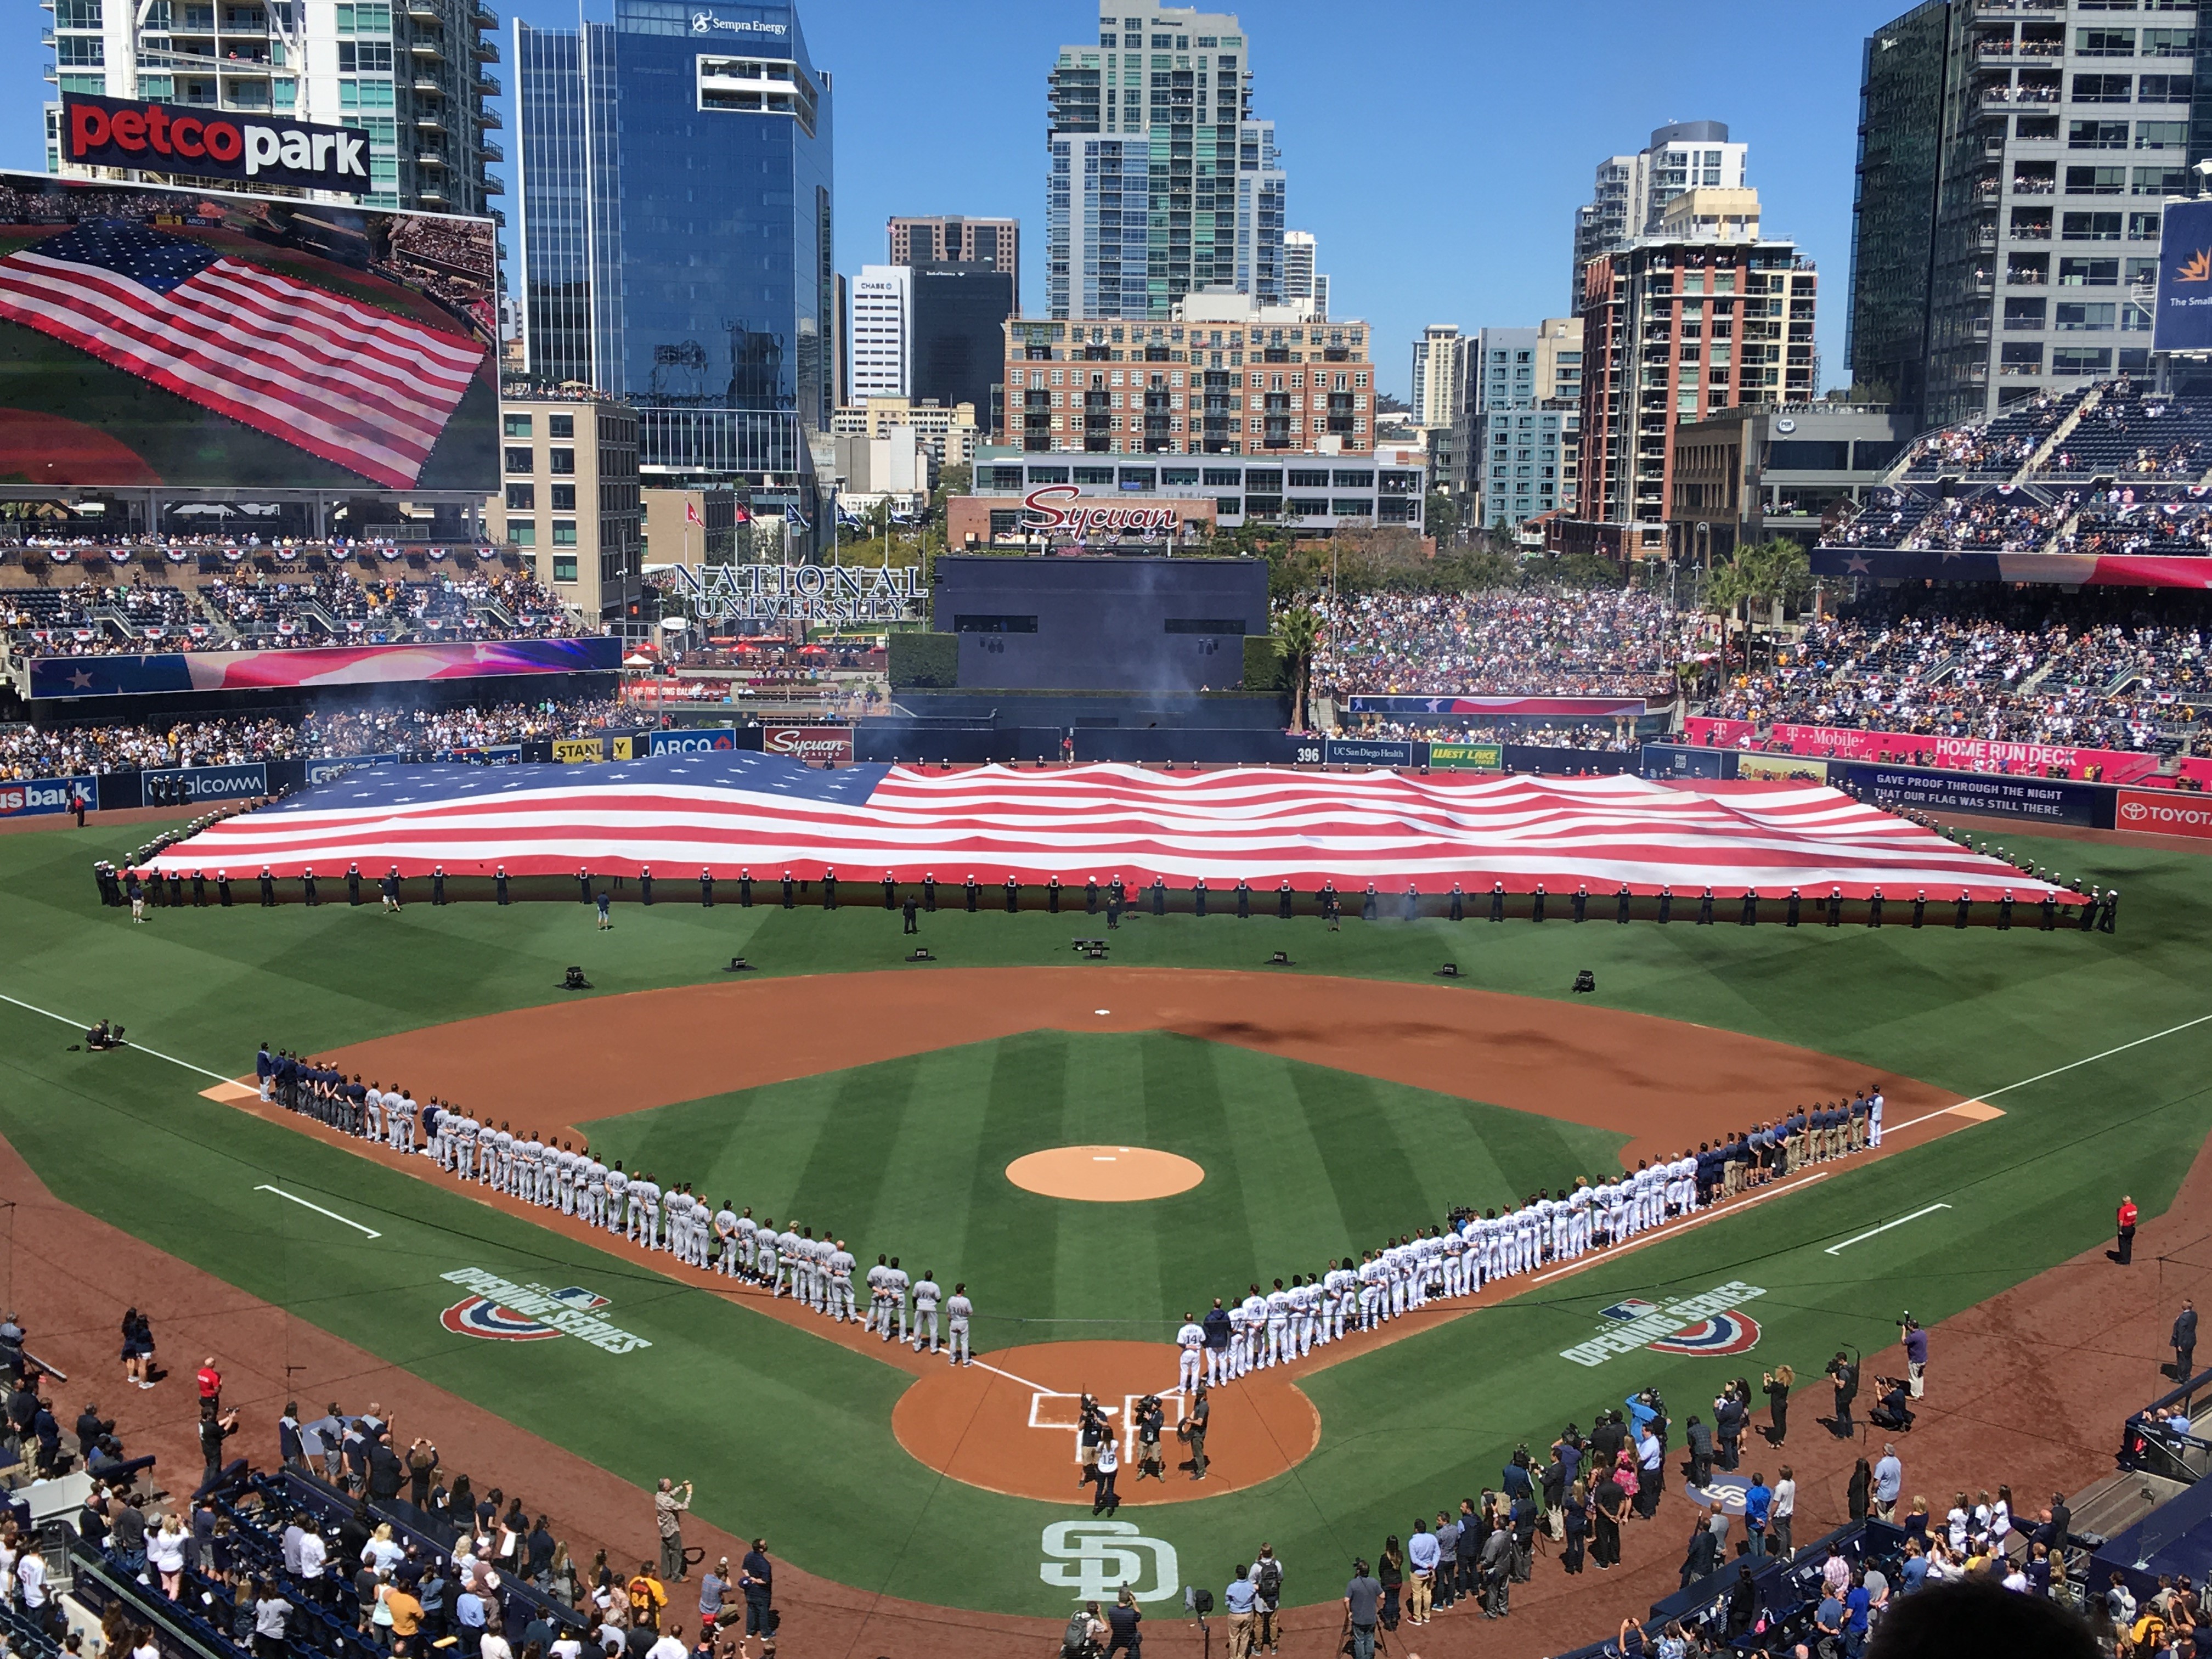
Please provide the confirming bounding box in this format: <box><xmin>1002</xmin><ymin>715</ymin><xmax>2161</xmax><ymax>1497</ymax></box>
<box><xmin>515</xmin><ymin>0</ymin><xmax>831</xmax><ymax>484</ymax></box>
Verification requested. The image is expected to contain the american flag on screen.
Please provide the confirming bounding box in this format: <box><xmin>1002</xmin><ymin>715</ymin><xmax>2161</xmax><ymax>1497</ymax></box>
<box><xmin>143</xmin><ymin>753</ymin><xmax>2071</xmax><ymax>903</ymax></box>
<box><xmin>0</xmin><ymin>221</ymin><xmax>485</xmax><ymax>488</ymax></box>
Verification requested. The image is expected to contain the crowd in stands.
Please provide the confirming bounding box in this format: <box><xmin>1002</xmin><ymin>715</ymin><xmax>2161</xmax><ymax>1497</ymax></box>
<box><xmin>0</xmin><ymin>701</ymin><xmax>636</xmax><ymax>783</ymax></box>
<box><xmin>1897</xmin><ymin>385</ymin><xmax>2087</xmax><ymax>480</ymax></box>
<box><xmin>2034</xmin><ymin>381</ymin><xmax>2212</xmax><ymax>483</ymax></box>
<box><xmin>1700</xmin><ymin>588</ymin><xmax>2212</xmax><ymax>754</ymax></box>
<box><xmin>1352</xmin><ymin>721</ymin><xmax>1642</xmax><ymax>753</ymax></box>
<box><xmin>1307</xmin><ymin>589</ymin><xmax>1686</xmax><ymax>700</ymax></box>
<box><xmin>1</xmin><ymin>572</ymin><xmax>575</xmax><ymax>658</ymax></box>
<box><xmin>0</xmin><ymin>1309</ymin><xmax>783</xmax><ymax>1659</ymax></box>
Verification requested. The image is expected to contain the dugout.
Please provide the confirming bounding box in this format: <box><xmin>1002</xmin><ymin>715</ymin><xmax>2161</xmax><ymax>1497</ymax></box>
<box><xmin>931</xmin><ymin>554</ymin><xmax>1268</xmax><ymax>693</ymax></box>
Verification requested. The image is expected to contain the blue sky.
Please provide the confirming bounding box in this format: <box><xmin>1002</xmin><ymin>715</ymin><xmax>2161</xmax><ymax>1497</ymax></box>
<box><xmin>2</xmin><ymin>0</ymin><xmax>1908</xmax><ymax>401</ymax></box>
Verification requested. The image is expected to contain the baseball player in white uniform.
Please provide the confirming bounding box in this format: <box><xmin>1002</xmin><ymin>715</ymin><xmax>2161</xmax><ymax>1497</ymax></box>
<box><xmin>1176</xmin><ymin>1313</ymin><xmax>1206</xmax><ymax>1392</ymax></box>
<box><xmin>605</xmin><ymin>1162</ymin><xmax>629</xmax><ymax>1232</ymax></box>
<box><xmin>945</xmin><ymin>1283</ymin><xmax>973</xmax><ymax>1365</ymax></box>
<box><xmin>1867</xmin><ymin>1086</ymin><xmax>1884</xmax><ymax>1147</ymax></box>
<box><xmin>733</xmin><ymin>1209</ymin><xmax>759</xmax><ymax>1278</ymax></box>
<box><xmin>714</xmin><ymin>1202</ymin><xmax>740</xmax><ymax>1276</ymax></box>
<box><xmin>1225</xmin><ymin>1300</ymin><xmax>1250</xmax><ymax>1379</ymax></box>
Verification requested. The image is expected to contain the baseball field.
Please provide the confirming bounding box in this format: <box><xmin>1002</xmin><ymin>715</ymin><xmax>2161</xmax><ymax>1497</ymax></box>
<box><xmin>2</xmin><ymin>806</ymin><xmax>2209</xmax><ymax>1633</ymax></box>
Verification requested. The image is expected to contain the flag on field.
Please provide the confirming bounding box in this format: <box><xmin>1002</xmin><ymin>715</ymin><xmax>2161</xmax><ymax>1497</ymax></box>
<box><xmin>0</xmin><ymin>219</ymin><xmax>487</xmax><ymax>489</ymax></box>
<box><xmin>140</xmin><ymin>752</ymin><xmax>2081</xmax><ymax>905</ymax></box>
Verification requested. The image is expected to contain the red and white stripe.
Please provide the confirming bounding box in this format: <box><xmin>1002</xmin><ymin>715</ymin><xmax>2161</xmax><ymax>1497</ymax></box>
<box><xmin>0</xmin><ymin>251</ymin><xmax>484</xmax><ymax>488</ymax></box>
<box><xmin>145</xmin><ymin>763</ymin><xmax>2073</xmax><ymax>902</ymax></box>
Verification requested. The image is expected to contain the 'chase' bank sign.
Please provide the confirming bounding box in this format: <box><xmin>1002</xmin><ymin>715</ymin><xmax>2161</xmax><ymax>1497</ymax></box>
<box><xmin>690</xmin><ymin>9</ymin><xmax>789</xmax><ymax>34</ymax></box>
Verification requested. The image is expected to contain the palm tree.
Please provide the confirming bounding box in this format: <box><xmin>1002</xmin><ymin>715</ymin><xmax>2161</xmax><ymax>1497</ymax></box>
<box><xmin>1274</xmin><ymin>605</ymin><xmax>1321</xmax><ymax>730</ymax></box>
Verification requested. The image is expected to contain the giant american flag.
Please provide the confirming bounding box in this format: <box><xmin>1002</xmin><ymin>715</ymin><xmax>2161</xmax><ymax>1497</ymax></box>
<box><xmin>143</xmin><ymin>753</ymin><xmax>2072</xmax><ymax>902</ymax></box>
<box><xmin>0</xmin><ymin>220</ymin><xmax>485</xmax><ymax>488</ymax></box>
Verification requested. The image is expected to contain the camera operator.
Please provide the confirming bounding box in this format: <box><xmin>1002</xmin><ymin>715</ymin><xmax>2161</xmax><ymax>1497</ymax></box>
<box><xmin>1869</xmin><ymin>1376</ymin><xmax>1915</xmax><ymax>1434</ymax></box>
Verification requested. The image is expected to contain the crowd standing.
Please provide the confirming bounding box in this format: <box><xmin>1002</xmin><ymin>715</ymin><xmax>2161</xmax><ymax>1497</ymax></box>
<box><xmin>1307</xmin><ymin>589</ymin><xmax>1687</xmax><ymax>701</ymax></box>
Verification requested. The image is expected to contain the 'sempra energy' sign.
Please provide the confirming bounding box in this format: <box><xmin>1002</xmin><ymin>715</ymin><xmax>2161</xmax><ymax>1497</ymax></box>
<box><xmin>2157</xmin><ymin>197</ymin><xmax>2212</xmax><ymax>352</ymax></box>
<box><xmin>63</xmin><ymin>94</ymin><xmax>369</xmax><ymax>194</ymax></box>
<box><xmin>668</xmin><ymin>562</ymin><xmax>922</xmax><ymax>624</ymax></box>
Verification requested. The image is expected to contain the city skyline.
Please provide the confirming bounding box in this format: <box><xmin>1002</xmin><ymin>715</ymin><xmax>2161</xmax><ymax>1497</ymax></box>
<box><xmin>12</xmin><ymin>0</ymin><xmax>1900</xmax><ymax>402</ymax></box>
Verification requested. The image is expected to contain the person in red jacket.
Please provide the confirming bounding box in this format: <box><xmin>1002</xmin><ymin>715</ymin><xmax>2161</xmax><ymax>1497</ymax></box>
<box><xmin>2115</xmin><ymin>1196</ymin><xmax>2140</xmax><ymax>1266</ymax></box>
<box><xmin>196</xmin><ymin>1357</ymin><xmax>222</xmax><ymax>1412</ymax></box>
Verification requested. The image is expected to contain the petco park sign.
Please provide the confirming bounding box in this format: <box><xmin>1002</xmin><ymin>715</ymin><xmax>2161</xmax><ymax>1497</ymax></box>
<box><xmin>1021</xmin><ymin>484</ymin><xmax>1181</xmax><ymax>541</ymax></box>
<box><xmin>668</xmin><ymin>563</ymin><xmax>922</xmax><ymax>624</ymax></box>
<box><xmin>63</xmin><ymin>93</ymin><xmax>368</xmax><ymax>193</ymax></box>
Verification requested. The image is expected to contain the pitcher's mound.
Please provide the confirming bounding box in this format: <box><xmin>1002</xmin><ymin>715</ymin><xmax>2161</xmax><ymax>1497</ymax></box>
<box><xmin>893</xmin><ymin>1339</ymin><xmax>1318</xmax><ymax>1503</ymax></box>
<box><xmin>1006</xmin><ymin>1146</ymin><xmax>1204</xmax><ymax>1201</ymax></box>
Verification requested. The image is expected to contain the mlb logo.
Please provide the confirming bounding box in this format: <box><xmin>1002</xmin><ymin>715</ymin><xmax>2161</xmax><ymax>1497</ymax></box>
<box><xmin>549</xmin><ymin>1286</ymin><xmax>610</xmax><ymax>1311</ymax></box>
<box><xmin>1601</xmin><ymin>1299</ymin><xmax>1660</xmax><ymax>1323</ymax></box>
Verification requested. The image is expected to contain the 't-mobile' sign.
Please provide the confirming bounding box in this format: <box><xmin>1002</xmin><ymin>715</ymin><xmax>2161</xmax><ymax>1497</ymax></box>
<box><xmin>2155</xmin><ymin>197</ymin><xmax>2212</xmax><ymax>352</ymax></box>
<box><xmin>62</xmin><ymin>94</ymin><xmax>368</xmax><ymax>194</ymax></box>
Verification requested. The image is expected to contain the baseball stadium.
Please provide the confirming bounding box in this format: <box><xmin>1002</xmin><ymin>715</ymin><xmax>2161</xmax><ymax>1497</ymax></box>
<box><xmin>5</xmin><ymin>69</ymin><xmax>2212</xmax><ymax>1659</ymax></box>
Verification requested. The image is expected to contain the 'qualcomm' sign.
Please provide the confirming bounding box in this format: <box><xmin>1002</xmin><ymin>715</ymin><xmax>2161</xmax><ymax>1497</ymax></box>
<box><xmin>690</xmin><ymin>10</ymin><xmax>789</xmax><ymax>35</ymax></box>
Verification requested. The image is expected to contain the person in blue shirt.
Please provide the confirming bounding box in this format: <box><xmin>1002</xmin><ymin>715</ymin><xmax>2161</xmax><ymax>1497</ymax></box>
<box><xmin>1743</xmin><ymin>1474</ymin><xmax>1773</xmax><ymax>1555</ymax></box>
<box><xmin>1843</xmin><ymin>1571</ymin><xmax>1873</xmax><ymax>1653</ymax></box>
<box><xmin>1222</xmin><ymin>1564</ymin><xmax>1257</xmax><ymax>1658</ymax></box>
<box><xmin>1899</xmin><ymin>1538</ymin><xmax>1929</xmax><ymax>1594</ymax></box>
<box><xmin>1623</xmin><ymin>1393</ymin><xmax>1657</xmax><ymax>1435</ymax></box>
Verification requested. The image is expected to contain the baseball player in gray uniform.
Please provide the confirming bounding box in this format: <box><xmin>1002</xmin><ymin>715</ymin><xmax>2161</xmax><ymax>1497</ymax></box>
<box><xmin>1175</xmin><ymin>1312</ymin><xmax>1205</xmax><ymax>1392</ymax></box>
<box><xmin>910</xmin><ymin>1270</ymin><xmax>941</xmax><ymax>1351</ymax></box>
<box><xmin>945</xmin><ymin>1283</ymin><xmax>973</xmax><ymax>1365</ymax></box>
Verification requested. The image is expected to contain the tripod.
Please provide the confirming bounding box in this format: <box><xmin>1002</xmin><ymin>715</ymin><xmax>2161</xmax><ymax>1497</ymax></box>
<box><xmin>1338</xmin><ymin>1611</ymin><xmax>1390</xmax><ymax>1659</ymax></box>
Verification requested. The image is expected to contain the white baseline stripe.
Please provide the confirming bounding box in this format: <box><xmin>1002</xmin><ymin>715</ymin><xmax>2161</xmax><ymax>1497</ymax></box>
<box><xmin>0</xmin><ymin>992</ymin><xmax>234</xmax><ymax>1082</ymax></box>
<box><xmin>971</xmin><ymin>1357</ymin><xmax>1053</xmax><ymax>1393</ymax></box>
<box><xmin>253</xmin><ymin>1183</ymin><xmax>382</xmax><ymax>1239</ymax></box>
<box><xmin>1978</xmin><ymin>1011</ymin><xmax>2212</xmax><ymax>1101</ymax></box>
<box><xmin>1529</xmin><ymin>1172</ymin><xmax>1832</xmax><ymax>1286</ymax></box>
<box><xmin>1824</xmin><ymin>1203</ymin><xmax>1951</xmax><ymax>1257</ymax></box>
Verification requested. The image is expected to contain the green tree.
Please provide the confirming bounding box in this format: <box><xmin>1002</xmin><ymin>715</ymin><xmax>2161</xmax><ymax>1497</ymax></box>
<box><xmin>1731</xmin><ymin>537</ymin><xmax>1812</xmax><ymax>666</ymax></box>
<box><xmin>1273</xmin><ymin>604</ymin><xmax>1322</xmax><ymax>729</ymax></box>
<box><xmin>1424</xmin><ymin>489</ymin><xmax>1461</xmax><ymax>542</ymax></box>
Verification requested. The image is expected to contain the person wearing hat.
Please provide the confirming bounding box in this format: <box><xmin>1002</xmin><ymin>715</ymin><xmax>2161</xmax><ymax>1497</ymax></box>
<box><xmin>697</xmin><ymin>1560</ymin><xmax>727</xmax><ymax>1635</ymax></box>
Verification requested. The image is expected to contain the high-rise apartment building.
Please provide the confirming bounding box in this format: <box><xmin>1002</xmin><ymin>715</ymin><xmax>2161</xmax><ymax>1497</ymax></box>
<box><xmin>850</xmin><ymin>266</ymin><xmax>910</xmax><ymax>400</ymax></box>
<box><xmin>43</xmin><ymin>0</ymin><xmax>499</xmax><ymax>213</ymax></box>
<box><xmin>1003</xmin><ymin>295</ymin><xmax>1370</xmax><ymax>455</ymax></box>
<box><xmin>1849</xmin><ymin>0</ymin><xmax>2175</xmax><ymax>435</ymax></box>
<box><xmin>888</xmin><ymin>215</ymin><xmax>1020</xmax><ymax>280</ymax></box>
<box><xmin>1463</xmin><ymin>318</ymin><xmax>1583</xmax><ymax>527</ymax></box>
<box><xmin>1570</xmin><ymin>121</ymin><xmax>1746</xmax><ymax>308</ymax></box>
<box><xmin>1409</xmin><ymin>325</ymin><xmax>1464</xmax><ymax>430</ymax></box>
<box><xmin>486</xmin><ymin>393</ymin><xmax>641</xmax><ymax>627</ymax></box>
<box><xmin>512</xmin><ymin>0</ymin><xmax>832</xmax><ymax>508</ymax></box>
<box><xmin>1282</xmin><ymin>228</ymin><xmax>1327</xmax><ymax>318</ymax></box>
<box><xmin>1576</xmin><ymin>228</ymin><xmax>1816</xmax><ymax>529</ymax></box>
<box><xmin>1046</xmin><ymin>3</ymin><xmax>1286</xmax><ymax>321</ymax></box>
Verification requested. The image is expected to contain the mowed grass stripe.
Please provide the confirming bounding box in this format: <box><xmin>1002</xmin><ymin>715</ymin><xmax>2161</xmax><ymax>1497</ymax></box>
<box><xmin>1214</xmin><ymin>1041</ymin><xmax>1347</xmax><ymax>1288</ymax></box>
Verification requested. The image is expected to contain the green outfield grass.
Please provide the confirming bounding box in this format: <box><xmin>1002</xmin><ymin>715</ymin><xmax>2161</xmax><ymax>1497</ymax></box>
<box><xmin>578</xmin><ymin>1032</ymin><xmax>1629</xmax><ymax>1333</ymax></box>
<box><xmin>1</xmin><ymin>815</ymin><xmax>2209</xmax><ymax>1613</ymax></box>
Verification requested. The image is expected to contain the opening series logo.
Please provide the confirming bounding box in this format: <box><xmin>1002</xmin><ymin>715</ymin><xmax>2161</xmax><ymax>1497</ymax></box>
<box><xmin>439</xmin><ymin>1268</ymin><xmax>652</xmax><ymax>1355</ymax></box>
<box><xmin>1558</xmin><ymin>1280</ymin><xmax>1767</xmax><ymax>1368</ymax></box>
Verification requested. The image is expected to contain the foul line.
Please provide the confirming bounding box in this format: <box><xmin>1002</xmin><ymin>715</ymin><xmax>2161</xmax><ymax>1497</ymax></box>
<box><xmin>1978</xmin><ymin>1011</ymin><xmax>2212</xmax><ymax>1102</ymax></box>
<box><xmin>1824</xmin><ymin>1202</ymin><xmax>1952</xmax><ymax>1257</ymax></box>
<box><xmin>253</xmin><ymin>1183</ymin><xmax>383</xmax><ymax>1239</ymax></box>
<box><xmin>0</xmin><ymin>992</ymin><xmax>234</xmax><ymax>1083</ymax></box>
<box><xmin>1529</xmin><ymin>1172</ymin><xmax>1832</xmax><ymax>1285</ymax></box>
<box><xmin>969</xmin><ymin>1358</ymin><xmax>1052</xmax><ymax>1394</ymax></box>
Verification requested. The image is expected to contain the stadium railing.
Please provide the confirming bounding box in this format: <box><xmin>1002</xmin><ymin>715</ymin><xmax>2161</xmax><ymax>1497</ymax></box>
<box><xmin>2118</xmin><ymin>1364</ymin><xmax>2212</xmax><ymax>1483</ymax></box>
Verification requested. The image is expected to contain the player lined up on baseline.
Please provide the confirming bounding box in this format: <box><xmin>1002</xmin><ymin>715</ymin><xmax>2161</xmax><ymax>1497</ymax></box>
<box><xmin>1176</xmin><ymin>1088</ymin><xmax>1887</xmax><ymax>1389</ymax></box>
<box><xmin>252</xmin><ymin>1044</ymin><xmax>978</xmax><ymax>1365</ymax></box>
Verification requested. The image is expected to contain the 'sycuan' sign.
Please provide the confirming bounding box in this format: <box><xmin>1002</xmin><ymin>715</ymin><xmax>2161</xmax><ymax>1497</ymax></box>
<box><xmin>1020</xmin><ymin>484</ymin><xmax>1181</xmax><ymax>540</ymax></box>
<box><xmin>763</xmin><ymin>726</ymin><xmax>854</xmax><ymax>765</ymax></box>
<box><xmin>63</xmin><ymin>94</ymin><xmax>369</xmax><ymax>194</ymax></box>
<box><xmin>2117</xmin><ymin>788</ymin><xmax>2212</xmax><ymax>840</ymax></box>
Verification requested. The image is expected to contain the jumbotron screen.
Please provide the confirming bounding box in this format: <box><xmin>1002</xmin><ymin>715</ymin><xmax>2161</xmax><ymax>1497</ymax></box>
<box><xmin>0</xmin><ymin>170</ymin><xmax>496</xmax><ymax>492</ymax></box>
